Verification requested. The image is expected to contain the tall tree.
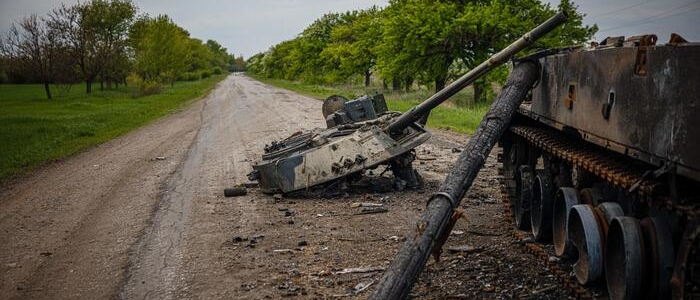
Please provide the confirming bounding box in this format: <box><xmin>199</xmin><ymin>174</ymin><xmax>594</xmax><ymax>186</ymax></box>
<box><xmin>47</xmin><ymin>0</ymin><xmax>136</xmax><ymax>94</ymax></box>
<box><xmin>322</xmin><ymin>7</ymin><xmax>382</xmax><ymax>86</ymax></box>
<box><xmin>129</xmin><ymin>15</ymin><xmax>190</xmax><ymax>85</ymax></box>
<box><xmin>1</xmin><ymin>15</ymin><xmax>58</xmax><ymax>99</ymax></box>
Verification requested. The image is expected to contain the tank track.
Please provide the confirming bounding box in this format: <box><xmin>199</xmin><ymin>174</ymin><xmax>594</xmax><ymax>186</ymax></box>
<box><xmin>510</xmin><ymin>124</ymin><xmax>699</xmax><ymax>219</ymax></box>
<box><xmin>510</xmin><ymin>125</ymin><xmax>657</xmax><ymax>197</ymax></box>
<box><xmin>499</xmin><ymin>185</ymin><xmax>596</xmax><ymax>299</ymax></box>
<box><xmin>501</xmin><ymin>124</ymin><xmax>700</xmax><ymax>299</ymax></box>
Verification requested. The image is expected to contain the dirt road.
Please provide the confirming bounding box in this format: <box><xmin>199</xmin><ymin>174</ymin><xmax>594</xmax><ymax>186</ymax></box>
<box><xmin>1</xmin><ymin>74</ymin><xmax>568</xmax><ymax>299</ymax></box>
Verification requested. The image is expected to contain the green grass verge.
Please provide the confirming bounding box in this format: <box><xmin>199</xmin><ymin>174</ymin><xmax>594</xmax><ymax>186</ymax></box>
<box><xmin>247</xmin><ymin>73</ymin><xmax>489</xmax><ymax>135</ymax></box>
<box><xmin>0</xmin><ymin>74</ymin><xmax>227</xmax><ymax>182</ymax></box>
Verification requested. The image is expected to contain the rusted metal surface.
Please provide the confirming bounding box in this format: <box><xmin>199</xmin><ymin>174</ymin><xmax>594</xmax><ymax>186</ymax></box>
<box><xmin>568</xmin><ymin>204</ymin><xmax>605</xmax><ymax>285</ymax></box>
<box><xmin>640</xmin><ymin>217</ymin><xmax>675</xmax><ymax>300</ymax></box>
<box><xmin>518</xmin><ymin>37</ymin><xmax>700</xmax><ymax>182</ymax></box>
<box><xmin>511</xmin><ymin>125</ymin><xmax>658</xmax><ymax>196</ymax></box>
<box><xmin>671</xmin><ymin>220</ymin><xmax>700</xmax><ymax>299</ymax></box>
<box><xmin>514</xmin><ymin>165</ymin><xmax>534</xmax><ymax>229</ymax></box>
<box><xmin>605</xmin><ymin>217</ymin><xmax>645</xmax><ymax>300</ymax></box>
<box><xmin>506</xmin><ymin>122</ymin><xmax>699</xmax><ymax>298</ymax></box>
<box><xmin>553</xmin><ymin>187</ymin><xmax>579</xmax><ymax>256</ymax></box>
<box><xmin>531</xmin><ymin>170</ymin><xmax>554</xmax><ymax>241</ymax></box>
<box><xmin>500</xmin><ymin>186</ymin><xmax>595</xmax><ymax>299</ymax></box>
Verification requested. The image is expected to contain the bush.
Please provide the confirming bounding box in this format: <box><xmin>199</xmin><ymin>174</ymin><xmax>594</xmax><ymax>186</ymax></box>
<box><xmin>201</xmin><ymin>70</ymin><xmax>211</xmax><ymax>78</ymax></box>
<box><xmin>212</xmin><ymin>67</ymin><xmax>222</xmax><ymax>75</ymax></box>
<box><xmin>186</xmin><ymin>72</ymin><xmax>200</xmax><ymax>81</ymax></box>
<box><xmin>126</xmin><ymin>73</ymin><xmax>162</xmax><ymax>97</ymax></box>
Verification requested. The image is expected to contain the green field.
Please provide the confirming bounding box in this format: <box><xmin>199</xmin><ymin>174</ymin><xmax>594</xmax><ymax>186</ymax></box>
<box><xmin>0</xmin><ymin>75</ymin><xmax>226</xmax><ymax>182</ymax></box>
<box><xmin>248</xmin><ymin>74</ymin><xmax>490</xmax><ymax>135</ymax></box>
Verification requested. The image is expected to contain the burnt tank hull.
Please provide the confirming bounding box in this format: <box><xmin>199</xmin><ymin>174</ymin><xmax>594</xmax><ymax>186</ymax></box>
<box><xmin>520</xmin><ymin>40</ymin><xmax>700</xmax><ymax>181</ymax></box>
<box><xmin>501</xmin><ymin>36</ymin><xmax>700</xmax><ymax>300</ymax></box>
<box><xmin>252</xmin><ymin>114</ymin><xmax>430</xmax><ymax>193</ymax></box>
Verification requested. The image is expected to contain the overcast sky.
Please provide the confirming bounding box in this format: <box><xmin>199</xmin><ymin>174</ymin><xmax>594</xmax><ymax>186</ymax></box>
<box><xmin>1</xmin><ymin>0</ymin><xmax>698</xmax><ymax>58</ymax></box>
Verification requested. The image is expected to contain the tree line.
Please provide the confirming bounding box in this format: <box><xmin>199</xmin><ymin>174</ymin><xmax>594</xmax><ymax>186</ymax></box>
<box><xmin>0</xmin><ymin>0</ymin><xmax>246</xmax><ymax>99</ymax></box>
<box><xmin>247</xmin><ymin>0</ymin><xmax>597</xmax><ymax>103</ymax></box>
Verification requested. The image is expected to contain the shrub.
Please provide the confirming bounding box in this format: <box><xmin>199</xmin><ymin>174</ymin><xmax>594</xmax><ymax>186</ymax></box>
<box><xmin>201</xmin><ymin>70</ymin><xmax>211</xmax><ymax>78</ymax></box>
<box><xmin>186</xmin><ymin>72</ymin><xmax>200</xmax><ymax>81</ymax></box>
<box><xmin>126</xmin><ymin>73</ymin><xmax>162</xmax><ymax>97</ymax></box>
<box><xmin>212</xmin><ymin>67</ymin><xmax>222</xmax><ymax>75</ymax></box>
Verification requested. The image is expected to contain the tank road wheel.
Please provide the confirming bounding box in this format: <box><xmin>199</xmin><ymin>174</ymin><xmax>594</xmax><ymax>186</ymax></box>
<box><xmin>640</xmin><ymin>217</ymin><xmax>675</xmax><ymax>299</ymax></box>
<box><xmin>568</xmin><ymin>204</ymin><xmax>605</xmax><ymax>285</ymax></box>
<box><xmin>553</xmin><ymin>187</ymin><xmax>580</xmax><ymax>257</ymax></box>
<box><xmin>322</xmin><ymin>95</ymin><xmax>349</xmax><ymax>118</ymax></box>
<box><xmin>605</xmin><ymin>217</ymin><xmax>645</xmax><ymax>300</ymax></box>
<box><xmin>531</xmin><ymin>170</ymin><xmax>554</xmax><ymax>242</ymax></box>
<box><xmin>502</xmin><ymin>139</ymin><xmax>528</xmax><ymax>199</ymax></box>
<box><xmin>579</xmin><ymin>187</ymin><xmax>604</xmax><ymax>206</ymax></box>
<box><xmin>513</xmin><ymin>165</ymin><xmax>534</xmax><ymax>230</ymax></box>
<box><xmin>671</xmin><ymin>220</ymin><xmax>700</xmax><ymax>300</ymax></box>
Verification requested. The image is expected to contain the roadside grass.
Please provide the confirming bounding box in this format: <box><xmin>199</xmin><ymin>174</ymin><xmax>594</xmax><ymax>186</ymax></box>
<box><xmin>0</xmin><ymin>74</ymin><xmax>227</xmax><ymax>182</ymax></box>
<box><xmin>247</xmin><ymin>74</ymin><xmax>489</xmax><ymax>135</ymax></box>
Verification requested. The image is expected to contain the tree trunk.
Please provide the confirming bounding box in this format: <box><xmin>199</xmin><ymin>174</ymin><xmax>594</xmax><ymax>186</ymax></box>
<box><xmin>370</xmin><ymin>61</ymin><xmax>540</xmax><ymax>300</ymax></box>
<box><xmin>382</xmin><ymin>80</ymin><xmax>388</xmax><ymax>91</ymax></box>
<box><xmin>86</xmin><ymin>80</ymin><xmax>92</xmax><ymax>94</ymax></box>
<box><xmin>364</xmin><ymin>70</ymin><xmax>371</xmax><ymax>87</ymax></box>
<box><xmin>435</xmin><ymin>77</ymin><xmax>446</xmax><ymax>93</ymax></box>
<box><xmin>474</xmin><ymin>83</ymin><xmax>483</xmax><ymax>103</ymax></box>
<box><xmin>392</xmin><ymin>78</ymin><xmax>401</xmax><ymax>92</ymax></box>
<box><xmin>44</xmin><ymin>82</ymin><xmax>52</xmax><ymax>100</ymax></box>
<box><xmin>405</xmin><ymin>77</ymin><xmax>413</xmax><ymax>93</ymax></box>
<box><xmin>417</xmin><ymin>77</ymin><xmax>446</xmax><ymax>125</ymax></box>
<box><xmin>100</xmin><ymin>80</ymin><xmax>104</xmax><ymax>91</ymax></box>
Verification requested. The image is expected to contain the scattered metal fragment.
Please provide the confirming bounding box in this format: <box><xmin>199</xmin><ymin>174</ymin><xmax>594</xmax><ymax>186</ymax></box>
<box><xmin>447</xmin><ymin>245</ymin><xmax>482</xmax><ymax>253</ymax></box>
<box><xmin>332</xmin><ymin>267</ymin><xmax>385</xmax><ymax>275</ymax></box>
<box><xmin>273</xmin><ymin>249</ymin><xmax>294</xmax><ymax>253</ymax></box>
<box><xmin>350</xmin><ymin>202</ymin><xmax>384</xmax><ymax>208</ymax></box>
<box><xmin>353</xmin><ymin>207</ymin><xmax>388</xmax><ymax>215</ymax></box>
<box><xmin>224</xmin><ymin>187</ymin><xmax>247</xmax><ymax>197</ymax></box>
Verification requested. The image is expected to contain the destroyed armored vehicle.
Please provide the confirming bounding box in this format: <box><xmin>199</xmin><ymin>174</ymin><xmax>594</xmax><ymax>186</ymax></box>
<box><xmin>248</xmin><ymin>92</ymin><xmax>429</xmax><ymax>194</ymax></box>
<box><xmin>499</xmin><ymin>33</ymin><xmax>700</xmax><ymax>299</ymax></box>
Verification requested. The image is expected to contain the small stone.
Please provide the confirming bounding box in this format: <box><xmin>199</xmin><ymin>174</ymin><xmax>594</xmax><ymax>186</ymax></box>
<box><xmin>273</xmin><ymin>194</ymin><xmax>283</xmax><ymax>200</ymax></box>
<box><xmin>155</xmin><ymin>156</ymin><xmax>166</xmax><ymax>160</ymax></box>
<box><xmin>298</xmin><ymin>240</ymin><xmax>308</xmax><ymax>247</ymax></box>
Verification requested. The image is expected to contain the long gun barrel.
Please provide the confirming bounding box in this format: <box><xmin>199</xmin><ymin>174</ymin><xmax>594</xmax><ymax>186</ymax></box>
<box><xmin>386</xmin><ymin>10</ymin><xmax>569</xmax><ymax>133</ymax></box>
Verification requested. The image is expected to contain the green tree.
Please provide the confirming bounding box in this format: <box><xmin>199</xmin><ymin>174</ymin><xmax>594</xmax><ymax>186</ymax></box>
<box><xmin>130</xmin><ymin>15</ymin><xmax>190</xmax><ymax>85</ymax></box>
<box><xmin>205</xmin><ymin>39</ymin><xmax>228</xmax><ymax>70</ymax></box>
<box><xmin>377</xmin><ymin>0</ymin><xmax>596</xmax><ymax>102</ymax></box>
<box><xmin>47</xmin><ymin>0</ymin><xmax>136</xmax><ymax>94</ymax></box>
<box><xmin>322</xmin><ymin>7</ymin><xmax>382</xmax><ymax>86</ymax></box>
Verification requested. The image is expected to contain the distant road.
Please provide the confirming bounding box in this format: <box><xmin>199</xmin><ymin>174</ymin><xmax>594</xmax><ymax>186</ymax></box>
<box><xmin>0</xmin><ymin>73</ymin><xmax>324</xmax><ymax>299</ymax></box>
